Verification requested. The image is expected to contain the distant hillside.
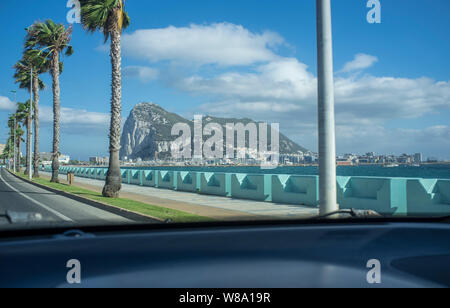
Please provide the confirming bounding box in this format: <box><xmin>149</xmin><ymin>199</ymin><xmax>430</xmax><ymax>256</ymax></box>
<box><xmin>120</xmin><ymin>102</ymin><xmax>308</xmax><ymax>160</ymax></box>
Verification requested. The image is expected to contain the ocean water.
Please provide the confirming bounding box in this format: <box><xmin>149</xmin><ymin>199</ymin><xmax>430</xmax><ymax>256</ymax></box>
<box><xmin>123</xmin><ymin>164</ymin><xmax>450</xmax><ymax>180</ymax></box>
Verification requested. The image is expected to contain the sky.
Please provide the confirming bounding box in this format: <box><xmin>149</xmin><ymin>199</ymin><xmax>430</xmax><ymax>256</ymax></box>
<box><xmin>0</xmin><ymin>0</ymin><xmax>449</xmax><ymax>161</ymax></box>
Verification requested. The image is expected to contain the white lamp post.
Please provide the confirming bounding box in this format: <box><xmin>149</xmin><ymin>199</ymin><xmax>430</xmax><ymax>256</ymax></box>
<box><xmin>11</xmin><ymin>90</ymin><xmax>17</xmax><ymax>173</ymax></box>
<box><xmin>29</xmin><ymin>68</ymin><xmax>33</xmax><ymax>180</ymax></box>
<box><xmin>316</xmin><ymin>0</ymin><xmax>338</xmax><ymax>215</ymax></box>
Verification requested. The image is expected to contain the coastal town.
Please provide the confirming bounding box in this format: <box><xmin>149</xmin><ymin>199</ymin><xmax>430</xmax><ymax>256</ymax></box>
<box><xmin>95</xmin><ymin>151</ymin><xmax>444</xmax><ymax>167</ymax></box>
<box><xmin>44</xmin><ymin>152</ymin><xmax>442</xmax><ymax>167</ymax></box>
<box><xmin>1</xmin><ymin>142</ymin><xmax>444</xmax><ymax>168</ymax></box>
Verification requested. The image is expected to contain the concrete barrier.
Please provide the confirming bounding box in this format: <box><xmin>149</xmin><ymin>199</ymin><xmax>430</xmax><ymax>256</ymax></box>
<box><xmin>272</xmin><ymin>175</ymin><xmax>319</xmax><ymax>206</ymax></box>
<box><xmin>231</xmin><ymin>174</ymin><xmax>269</xmax><ymax>201</ymax></box>
<box><xmin>406</xmin><ymin>179</ymin><xmax>450</xmax><ymax>216</ymax></box>
<box><xmin>199</xmin><ymin>172</ymin><xmax>230</xmax><ymax>197</ymax></box>
<box><xmin>130</xmin><ymin>170</ymin><xmax>142</xmax><ymax>186</ymax></box>
<box><xmin>142</xmin><ymin>170</ymin><xmax>156</xmax><ymax>187</ymax></box>
<box><xmin>55</xmin><ymin>166</ymin><xmax>450</xmax><ymax>216</ymax></box>
<box><xmin>79</xmin><ymin>168</ymin><xmax>85</xmax><ymax>176</ymax></box>
<box><xmin>121</xmin><ymin>169</ymin><xmax>130</xmax><ymax>184</ymax></box>
<box><xmin>80</xmin><ymin>168</ymin><xmax>88</xmax><ymax>178</ymax></box>
<box><xmin>337</xmin><ymin>176</ymin><xmax>407</xmax><ymax>215</ymax></box>
<box><xmin>158</xmin><ymin>170</ymin><xmax>174</xmax><ymax>189</ymax></box>
<box><xmin>88</xmin><ymin>168</ymin><xmax>96</xmax><ymax>179</ymax></box>
<box><xmin>176</xmin><ymin>171</ymin><xmax>198</xmax><ymax>192</ymax></box>
<box><xmin>97</xmin><ymin>168</ymin><xmax>107</xmax><ymax>180</ymax></box>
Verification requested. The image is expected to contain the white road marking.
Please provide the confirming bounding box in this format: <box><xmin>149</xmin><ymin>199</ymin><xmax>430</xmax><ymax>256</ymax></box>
<box><xmin>0</xmin><ymin>170</ymin><xmax>74</xmax><ymax>222</ymax></box>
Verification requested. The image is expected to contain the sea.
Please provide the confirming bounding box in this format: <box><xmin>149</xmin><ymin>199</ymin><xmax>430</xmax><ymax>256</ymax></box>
<box><xmin>122</xmin><ymin>164</ymin><xmax>450</xmax><ymax>180</ymax></box>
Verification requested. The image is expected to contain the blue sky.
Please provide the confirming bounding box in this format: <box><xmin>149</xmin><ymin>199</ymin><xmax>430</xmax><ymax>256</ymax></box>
<box><xmin>0</xmin><ymin>0</ymin><xmax>449</xmax><ymax>160</ymax></box>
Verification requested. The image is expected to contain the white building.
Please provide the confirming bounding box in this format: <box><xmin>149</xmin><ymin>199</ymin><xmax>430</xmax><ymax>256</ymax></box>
<box><xmin>59</xmin><ymin>155</ymin><xmax>70</xmax><ymax>164</ymax></box>
<box><xmin>89</xmin><ymin>156</ymin><xmax>109</xmax><ymax>165</ymax></box>
<box><xmin>414</xmin><ymin>153</ymin><xmax>423</xmax><ymax>163</ymax></box>
<box><xmin>40</xmin><ymin>152</ymin><xmax>70</xmax><ymax>165</ymax></box>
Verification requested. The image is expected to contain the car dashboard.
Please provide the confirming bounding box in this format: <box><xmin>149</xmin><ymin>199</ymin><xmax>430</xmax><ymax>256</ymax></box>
<box><xmin>0</xmin><ymin>220</ymin><xmax>449</xmax><ymax>288</ymax></box>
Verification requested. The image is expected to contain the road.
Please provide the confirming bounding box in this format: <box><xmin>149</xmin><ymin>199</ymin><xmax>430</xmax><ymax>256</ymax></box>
<box><xmin>0</xmin><ymin>167</ymin><xmax>133</xmax><ymax>226</ymax></box>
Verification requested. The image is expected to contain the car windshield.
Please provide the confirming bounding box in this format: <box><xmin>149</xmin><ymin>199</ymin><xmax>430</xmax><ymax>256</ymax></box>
<box><xmin>0</xmin><ymin>0</ymin><xmax>449</xmax><ymax>230</ymax></box>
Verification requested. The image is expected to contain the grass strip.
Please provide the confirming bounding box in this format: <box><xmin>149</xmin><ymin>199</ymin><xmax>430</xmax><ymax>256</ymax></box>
<box><xmin>14</xmin><ymin>172</ymin><xmax>213</xmax><ymax>223</ymax></box>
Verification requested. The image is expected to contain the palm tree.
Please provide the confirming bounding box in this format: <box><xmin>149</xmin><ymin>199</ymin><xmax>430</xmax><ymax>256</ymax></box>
<box><xmin>80</xmin><ymin>0</ymin><xmax>130</xmax><ymax>197</ymax></box>
<box><xmin>2</xmin><ymin>117</ymin><xmax>17</xmax><ymax>165</ymax></box>
<box><xmin>15</xmin><ymin>101</ymin><xmax>31</xmax><ymax>175</ymax></box>
<box><xmin>25</xmin><ymin>20</ymin><xmax>74</xmax><ymax>183</ymax></box>
<box><xmin>13</xmin><ymin>52</ymin><xmax>47</xmax><ymax>177</ymax></box>
<box><xmin>16</xmin><ymin>127</ymin><xmax>25</xmax><ymax>170</ymax></box>
<box><xmin>10</xmin><ymin>111</ymin><xmax>25</xmax><ymax>172</ymax></box>
<box><xmin>6</xmin><ymin>115</ymin><xmax>16</xmax><ymax>170</ymax></box>
<box><xmin>0</xmin><ymin>137</ymin><xmax>14</xmax><ymax>164</ymax></box>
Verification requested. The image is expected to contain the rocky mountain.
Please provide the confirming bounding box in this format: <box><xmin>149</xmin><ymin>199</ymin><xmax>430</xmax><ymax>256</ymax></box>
<box><xmin>120</xmin><ymin>102</ymin><xmax>308</xmax><ymax>161</ymax></box>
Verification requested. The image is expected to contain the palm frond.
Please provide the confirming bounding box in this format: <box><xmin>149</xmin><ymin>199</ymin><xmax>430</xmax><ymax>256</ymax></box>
<box><xmin>122</xmin><ymin>11</ymin><xmax>130</xmax><ymax>30</ymax></box>
<box><xmin>25</xmin><ymin>20</ymin><xmax>73</xmax><ymax>62</ymax></box>
<box><xmin>13</xmin><ymin>50</ymin><xmax>47</xmax><ymax>91</ymax></box>
<box><xmin>80</xmin><ymin>0</ymin><xmax>130</xmax><ymax>42</ymax></box>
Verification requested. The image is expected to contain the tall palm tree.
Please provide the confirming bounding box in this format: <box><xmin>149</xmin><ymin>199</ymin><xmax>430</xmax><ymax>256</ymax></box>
<box><xmin>25</xmin><ymin>20</ymin><xmax>73</xmax><ymax>183</ymax></box>
<box><xmin>6</xmin><ymin>115</ymin><xmax>16</xmax><ymax>169</ymax></box>
<box><xmin>15</xmin><ymin>101</ymin><xmax>31</xmax><ymax>175</ymax></box>
<box><xmin>13</xmin><ymin>52</ymin><xmax>47</xmax><ymax>177</ymax></box>
<box><xmin>2</xmin><ymin>117</ymin><xmax>17</xmax><ymax>164</ymax></box>
<box><xmin>0</xmin><ymin>137</ymin><xmax>13</xmax><ymax>163</ymax></box>
<box><xmin>80</xmin><ymin>0</ymin><xmax>130</xmax><ymax>197</ymax></box>
<box><xmin>16</xmin><ymin>126</ymin><xmax>25</xmax><ymax>171</ymax></box>
<box><xmin>10</xmin><ymin>111</ymin><xmax>25</xmax><ymax>172</ymax></box>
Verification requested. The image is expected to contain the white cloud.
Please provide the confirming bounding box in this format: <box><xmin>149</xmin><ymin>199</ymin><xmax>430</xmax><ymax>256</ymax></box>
<box><xmin>177</xmin><ymin>58</ymin><xmax>317</xmax><ymax>103</ymax></box>
<box><xmin>198</xmin><ymin>101</ymin><xmax>302</xmax><ymax>115</ymax></box>
<box><xmin>178</xmin><ymin>60</ymin><xmax>450</xmax><ymax>123</ymax></box>
<box><xmin>0</xmin><ymin>96</ymin><xmax>16</xmax><ymax>111</ymax></box>
<box><xmin>340</xmin><ymin>53</ymin><xmax>378</xmax><ymax>73</ymax></box>
<box><xmin>122</xmin><ymin>23</ymin><xmax>284</xmax><ymax>66</ymax></box>
<box><xmin>123</xmin><ymin>66</ymin><xmax>159</xmax><ymax>83</ymax></box>
<box><xmin>335</xmin><ymin>124</ymin><xmax>450</xmax><ymax>158</ymax></box>
<box><xmin>40</xmin><ymin>106</ymin><xmax>109</xmax><ymax>127</ymax></box>
<box><xmin>334</xmin><ymin>76</ymin><xmax>450</xmax><ymax>120</ymax></box>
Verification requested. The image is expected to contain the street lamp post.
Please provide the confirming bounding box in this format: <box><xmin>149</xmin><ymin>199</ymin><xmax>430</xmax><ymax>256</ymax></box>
<box><xmin>29</xmin><ymin>68</ymin><xmax>33</xmax><ymax>180</ymax></box>
<box><xmin>316</xmin><ymin>0</ymin><xmax>339</xmax><ymax>215</ymax></box>
<box><xmin>14</xmin><ymin>116</ymin><xmax>16</xmax><ymax>172</ymax></box>
<box><xmin>11</xmin><ymin>90</ymin><xmax>17</xmax><ymax>173</ymax></box>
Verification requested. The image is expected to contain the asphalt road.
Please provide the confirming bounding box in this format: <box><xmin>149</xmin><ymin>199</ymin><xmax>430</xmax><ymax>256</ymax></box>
<box><xmin>0</xmin><ymin>167</ymin><xmax>133</xmax><ymax>226</ymax></box>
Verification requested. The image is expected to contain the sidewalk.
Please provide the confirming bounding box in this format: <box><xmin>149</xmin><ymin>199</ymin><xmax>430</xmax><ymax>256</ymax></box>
<box><xmin>40</xmin><ymin>172</ymin><xmax>319</xmax><ymax>220</ymax></box>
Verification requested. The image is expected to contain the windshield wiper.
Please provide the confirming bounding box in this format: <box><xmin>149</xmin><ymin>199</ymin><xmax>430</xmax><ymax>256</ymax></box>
<box><xmin>0</xmin><ymin>211</ymin><xmax>43</xmax><ymax>224</ymax></box>
<box><xmin>313</xmin><ymin>209</ymin><xmax>383</xmax><ymax>220</ymax></box>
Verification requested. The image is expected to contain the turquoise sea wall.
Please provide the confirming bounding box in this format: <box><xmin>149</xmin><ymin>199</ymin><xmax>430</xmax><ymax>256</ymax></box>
<box><xmin>127</xmin><ymin>164</ymin><xmax>450</xmax><ymax>179</ymax></box>
<box><xmin>50</xmin><ymin>166</ymin><xmax>450</xmax><ymax>217</ymax></box>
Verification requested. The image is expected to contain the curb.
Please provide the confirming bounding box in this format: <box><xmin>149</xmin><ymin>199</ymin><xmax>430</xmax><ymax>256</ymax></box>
<box><xmin>8</xmin><ymin>170</ymin><xmax>164</xmax><ymax>224</ymax></box>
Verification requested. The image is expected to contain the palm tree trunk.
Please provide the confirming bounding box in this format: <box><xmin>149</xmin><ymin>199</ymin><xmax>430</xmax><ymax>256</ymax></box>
<box><xmin>33</xmin><ymin>74</ymin><xmax>40</xmax><ymax>178</ymax></box>
<box><xmin>24</xmin><ymin>118</ymin><xmax>31</xmax><ymax>175</ymax></box>
<box><xmin>102</xmin><ymin>27</ymin><xmax>122</xmax><ymax>198</ymax></box>
<box><xmin>16</xmin><ymin>135</ymin><xmax>21</xmax><ymax>173</ymax></box>
<box><xmin>15</xmin><ymin>121</ymin><xmax>20</xmax><ymax>172</ymax></box>
<box><xmin>50</xmin><ymin>52</ymin><xmax>61</xmax><ymax>183</ymax></box>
